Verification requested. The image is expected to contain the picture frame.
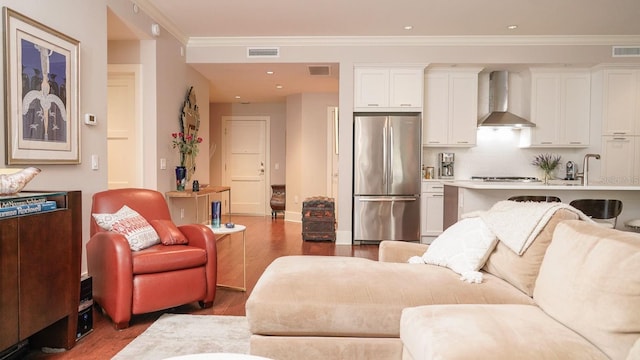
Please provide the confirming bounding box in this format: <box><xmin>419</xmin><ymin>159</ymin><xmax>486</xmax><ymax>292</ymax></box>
<box><xmin>3</xmin><ymin>7</ymin><xmax>80</xmax><ymax>164</ymax></box>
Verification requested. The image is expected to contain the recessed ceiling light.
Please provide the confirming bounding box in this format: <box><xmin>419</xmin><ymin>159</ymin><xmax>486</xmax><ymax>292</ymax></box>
<box><xmin>404</xmin><ymin>25</ymin><xmax>413</xmax><ymax>30</ymax></box>
<box><xmin>275</xmin><ymin>85</ymin><xmax>283</xmax><ymax>89</ymax></box>
<box><xmin>266</xmin><ymin>71</ymin><xmax>274</xmax><ymax>75</ymax></box>
<box><xmin>234</xmin><ymin>95</ymin><xmax>241</xmax><ymax>99</ymax></box>
<box><xmin>507</xmin><ymin>25</ymin><xmax>518</xmax><ymax>30</ymax></box>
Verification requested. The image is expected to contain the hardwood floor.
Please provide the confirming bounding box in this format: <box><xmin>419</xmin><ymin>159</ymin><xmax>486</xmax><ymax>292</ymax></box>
<box><xmin>22</xmin><ymin>215</ymin><xmax>379</xmax><ymax>359</ymax></box>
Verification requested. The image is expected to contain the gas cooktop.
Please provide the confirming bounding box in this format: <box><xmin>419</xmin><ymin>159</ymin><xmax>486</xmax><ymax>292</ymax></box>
<box><xmin>471</xmin><ymin>176</ymin><xmax>541</xmax><ymax>183</ymax></box>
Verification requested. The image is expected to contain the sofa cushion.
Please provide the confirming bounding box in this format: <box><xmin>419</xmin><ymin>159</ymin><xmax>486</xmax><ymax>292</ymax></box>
<box><xmin>149</xmin><ymin>219</ymin><xmax>189</xmax><ymax>245</ymax></box>
<box><xmin>400</xmin><ymin>304</ymin><xmax>608</xmax><ymax>360</ymax></box>
<box><xmin>483</xmin><ymin>208</ymin><xmax>578</xmax><ymax>296</ymax></box>
<box><xmin>131</xmin><ymin>245</ymin><xmax>207</xmax><ymax>274</ymax></box>
<box><xmin>534</xmin><ymin>220</ymin><xmax>640</xmax><ymax>360</ymax></box>
<box><xmin>246</xmin><ymin>256</ymin><xmax>534</xmax><ymax>338</ymax></box>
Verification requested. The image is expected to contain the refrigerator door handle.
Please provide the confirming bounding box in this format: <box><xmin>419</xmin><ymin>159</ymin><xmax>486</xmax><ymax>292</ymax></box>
<box><xmin>358</xmin><ymin>196</ymin><xmax>418</xmax><ymax>202</ymax></box>
<box><xmin>382</xmin><ymin>126</ymin><xmax>388</xmax><ymax>186</ymax></box>
<box><xmin>389</xmin><ymin>124</ymin><xmax>394</xmax><ymax>187</ymax></box>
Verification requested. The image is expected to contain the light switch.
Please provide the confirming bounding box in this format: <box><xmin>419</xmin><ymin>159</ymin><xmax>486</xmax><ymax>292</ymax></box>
<box><xmin>160</xmin><ymin>158</ymin><xmax>167</xmax><ymax>170</ymax></box>
<box><xmin>91</xmin><ymin>155</ymin><xmax>99</xmax><ymax>170</ymax></box>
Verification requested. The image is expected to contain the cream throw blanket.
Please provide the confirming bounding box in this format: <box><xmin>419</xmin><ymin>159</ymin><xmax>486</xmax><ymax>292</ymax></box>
<box><xmin>474</xmin><ymin>200</ymin><xmax>593</xmax><ymax>255</ymax></box>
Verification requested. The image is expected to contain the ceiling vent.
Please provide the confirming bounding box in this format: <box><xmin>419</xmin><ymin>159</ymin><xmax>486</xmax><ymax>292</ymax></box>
<box><xmin>612</xmin><ymin>46</ymin><xmax>640</xmax><ymax>57</ymax></box>
<box><xmin>247</xmin><ymin>47</ymin><xmax>280</xmax><ymax>58</ymax></box>
<box><xmin>308</xmin><ymin>65</ymin><xmax>331</xmax><ymax>76</ymax></box>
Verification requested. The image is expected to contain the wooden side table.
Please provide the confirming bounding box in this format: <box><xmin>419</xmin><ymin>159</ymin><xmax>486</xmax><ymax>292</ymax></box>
<box><xmin>166</xmin><ymin>186</ymin><xmax>231</xmax><ymax>224</ymax></box>
<box><xmin>207</xmin><ymin>224</ymin><xmax>246</xmax><ymax>292</ymax></box>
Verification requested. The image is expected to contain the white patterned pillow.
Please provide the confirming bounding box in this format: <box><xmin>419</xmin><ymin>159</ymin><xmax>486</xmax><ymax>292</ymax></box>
<box><xmin>92</xmin><ymin>205</ymin><xmax>160</xmax><ymax>251</ymax></box>
<box><xmin>410</xmin><ymin>217</ymin><xmax>497</xmax><ymax>283</ymax></box>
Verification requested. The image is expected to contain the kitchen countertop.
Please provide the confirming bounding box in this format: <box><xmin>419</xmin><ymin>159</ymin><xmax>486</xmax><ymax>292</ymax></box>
<box><xmin>445</xmin><ymin>180</ymin><xmax>640</xmax><ymax>191</ymax></box>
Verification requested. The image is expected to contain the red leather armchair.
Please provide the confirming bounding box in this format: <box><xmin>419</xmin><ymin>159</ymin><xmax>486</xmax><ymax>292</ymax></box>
<box><xmin>87</xmin><ymin>188</ymin><xmax>217</xmax><ymax>329</ymax></box>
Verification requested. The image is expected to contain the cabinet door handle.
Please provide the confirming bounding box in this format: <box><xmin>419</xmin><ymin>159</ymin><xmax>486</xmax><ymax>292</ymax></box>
<box><xmin>613</xmin><ymin>137</ymin><xmax>628</xmax><ymax>141</ymax></box>
<box><xmin>540</xmin><ymin>141</ymin><xmax>553</xmax><ymax>144</ymax></box>
<box><xmin>399</xmin><ymin>104</ymin><xmax>412</xmax><ymax>107</ymax></box>
<box><xmin>432</xmin><ymin>194</ymin><xmax>444</xmax><ymax>197</ymax></box>
<box><xmin>456</xmin><ymin>141</ymin><xmax>469</xmax><ymax>144</ymax></box>
<box><xmin>569</xmin><ymin>141</ymin><xmax>582</xmax><ymax>144</ymax></box>
<box><xmin>612</xmin><ymin>132</ymin><xmax>628</xmax><ymax>135</ymax></box>
<box><xmin>367</xmin><ymin>104</ymin><xmax>380</xmax><ymax>107</ymax></box>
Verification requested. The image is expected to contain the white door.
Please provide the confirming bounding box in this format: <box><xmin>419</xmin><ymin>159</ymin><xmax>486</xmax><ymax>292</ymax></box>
<box><xmin>223</xmin><ymin>116</ymin><xmax>269</xmax><ymax>215</ymax></box>
<box><xmin>107</xmin><ymin>65</ymin><xmax>142</xmax><ymax>189</ymax></box>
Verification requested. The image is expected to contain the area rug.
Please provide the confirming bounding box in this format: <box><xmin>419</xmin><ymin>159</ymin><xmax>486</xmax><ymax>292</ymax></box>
<box><xmin>112</xmin><ymin>314</ymin><xmax>250</xmax><ymax>359</ymax></box>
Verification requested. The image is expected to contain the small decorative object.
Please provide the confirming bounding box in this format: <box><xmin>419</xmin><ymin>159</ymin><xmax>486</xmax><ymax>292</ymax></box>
<box><xmin>0</xmin><ymin>167</ymin><xmax>41</xmax><ymax>195</ymax></box>
<box><xmin>175</xmin><ymin>166</ymin><xmax>186</xmax><ymax>191</ymax></box>
<box><xmin>4</xmin><ymin>8</ymin><xmax>80</xmax><ymax>164</ymax></box>
<box><xmin>225</xmin><ymin>222</ymin><xmax>235</xmax><ymax>229</ymax></box>
<box><xmin>211</xmin><ymin>201</ymin><xmax>221</xmax><ymax>228</ymax></box>
<box><xmin>172</xmin><ymin>87</ymin><xmax>201</xmax><ymax>182</ymax></box>
<box><xmin>192</xmin><ymin>180</ymin><xmax>199</xmax><ymax>192</ymax></box>
<box><xmin>532</xmin><ymin>153</ymin><xmax>561</xmax><ymax>185</ymax></box>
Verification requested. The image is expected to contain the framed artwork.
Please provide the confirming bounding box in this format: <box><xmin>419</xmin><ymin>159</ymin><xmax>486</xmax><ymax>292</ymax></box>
<box><xmin>3</xmin><ymin>7</ymin><xmax>80</xmax><ymax>164</ymax></box>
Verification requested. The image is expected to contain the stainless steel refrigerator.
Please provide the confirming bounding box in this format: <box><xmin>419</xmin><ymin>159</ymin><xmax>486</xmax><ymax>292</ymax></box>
<box><xmin>353</xmin><ymin>113</ymin><xmax>421</xmax><ymax>243</ymax></box>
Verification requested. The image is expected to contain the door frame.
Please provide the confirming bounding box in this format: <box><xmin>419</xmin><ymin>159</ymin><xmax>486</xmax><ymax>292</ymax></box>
<box><xmin>221</xmin><ymin>115</ymin><xmax>271</xmax><ymax>215</ymax></box>
<box><xmin>107</xmin><ymin>64</ymin><xmax>143</xmax><ymax>188</ymax></box>
<box><xmin>326</xmin><ymin>106</ymin><xmax>339</xmax><ymax>215</ymax></box>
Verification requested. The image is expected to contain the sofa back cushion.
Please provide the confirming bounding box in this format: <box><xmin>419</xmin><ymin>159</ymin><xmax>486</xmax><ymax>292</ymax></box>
<box><xmin>534</xmin><ymin>220</ymin><xmax>640</xmax><ymax>360</ymax></box>
<box><xmin>483</xmin><ymin>208</ymin><xmax>578</xmax><ymax>296</ymax></box>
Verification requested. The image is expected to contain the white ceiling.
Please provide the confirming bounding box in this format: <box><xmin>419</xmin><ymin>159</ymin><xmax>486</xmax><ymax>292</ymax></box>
<box><xmin>108</xmin><ymin>0</ymin><xmax>640</xmax><ymax>103</ymax></box>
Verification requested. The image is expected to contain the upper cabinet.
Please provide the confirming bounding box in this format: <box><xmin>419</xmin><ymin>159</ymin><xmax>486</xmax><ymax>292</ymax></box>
<box><xmin>423</xmin><ymin>68</ymin><xmax>481</xmax><ymax>147</ymax></box>
<box><xmin>602</xmin><ymin>68</ymin><xmax>640</xmax><ymax>136</ymax></box>
<box><xmin>521</xmin><ymin>68</ymin><xmax>591</xmax><ymax>148</ymax></box>
<box><xmin>354</xmin><ymin>66</ymin><xmax>424</xmax><ymax>112</ymax></box>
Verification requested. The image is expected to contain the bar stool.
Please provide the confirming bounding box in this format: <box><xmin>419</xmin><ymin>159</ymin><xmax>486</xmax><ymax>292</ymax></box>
<box><xmin>508</xmin><ymin>195</ymin><xmax>562</xmax><ymax>203</ymax></box>
<box><xmin>569</xmin><ymin>199</ymin><xmax>623</xmax><ymax>228</ymax></box>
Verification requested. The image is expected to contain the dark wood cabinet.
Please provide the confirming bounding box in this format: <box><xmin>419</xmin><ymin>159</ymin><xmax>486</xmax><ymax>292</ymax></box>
<box><xmin>0</xmin><ymin>191</ymin><xmax>81</xmax><ymax>355</ymax></box>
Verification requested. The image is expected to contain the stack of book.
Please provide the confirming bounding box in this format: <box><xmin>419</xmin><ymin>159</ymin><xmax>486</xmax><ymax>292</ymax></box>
<box><xmin>0</xmin><ymin>197</ymin><xmax>57</xmax><ymax>218</ymax></box>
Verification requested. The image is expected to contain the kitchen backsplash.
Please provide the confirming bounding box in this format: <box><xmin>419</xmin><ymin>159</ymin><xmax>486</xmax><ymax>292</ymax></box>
<box><xmin>423</xmin><ymin>127</ymin><xmax>600</xmax><ymax>180</ymax></box>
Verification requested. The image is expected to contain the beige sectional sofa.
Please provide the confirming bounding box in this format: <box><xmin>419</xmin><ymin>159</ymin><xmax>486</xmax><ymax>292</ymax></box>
<box><xmin>246</xmin><ymin>210</ymin><xmax>640</xmax><ymax>360</ymax></box>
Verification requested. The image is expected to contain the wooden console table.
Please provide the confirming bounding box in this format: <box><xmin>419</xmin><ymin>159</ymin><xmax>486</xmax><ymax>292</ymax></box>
<box><xmin>165</xmin><ymin>186</ymin><xmax>231</xmax><ymax>224</ymax></box>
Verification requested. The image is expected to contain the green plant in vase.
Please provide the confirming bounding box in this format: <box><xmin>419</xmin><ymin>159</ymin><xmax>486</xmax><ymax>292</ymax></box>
<box><xmin>532</xmin><ymin>153</ymin><xmax>561</xmax><ymax>185</ymax></box>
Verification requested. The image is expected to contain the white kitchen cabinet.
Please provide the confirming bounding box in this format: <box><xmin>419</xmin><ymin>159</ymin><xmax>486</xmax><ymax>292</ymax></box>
<box><xmin>601</xmin><ymin>135</ymin><xmax>640</xmax><ymax>185</ymax></box>
<box><xmin>423</xmin><ymin>68</ymin><xmax>481</xmax><ymax>147</ymax></box>
<box><xmin>602</xmin><ymin>69</ymin><xmax>640</xmax><ymax>136</ymax></box>
<box><xmin>421</xmin><ymin>181</ymin><xmax>444</xmax><ymax>243</ymax></box>
<box><xmin>354</xmin><ymin>67</ymin><xmax>424</xmax><ymax>112</ymax></box>
<box><xmin>522</xmin><ymin>69</ymin><xmax>590</xmax><ymax>147</ymax></box>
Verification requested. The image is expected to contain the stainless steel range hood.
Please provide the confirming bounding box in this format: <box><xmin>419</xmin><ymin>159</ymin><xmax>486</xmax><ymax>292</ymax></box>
<box><xmin>478</xmin><ymin>71</ymin><xmax>535</xmax><ymax>128</ymax></box>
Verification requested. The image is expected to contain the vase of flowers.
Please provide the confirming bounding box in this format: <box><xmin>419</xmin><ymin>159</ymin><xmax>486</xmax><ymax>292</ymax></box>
<box><xmin>172</xmin><ymin>132</ymin><xmax>203</xmax><ymax>189</ymax></box>
<box><xmin>532</xmin><ymin>153</ymin><xmax>561</xmax><ymax>185</ymax></box>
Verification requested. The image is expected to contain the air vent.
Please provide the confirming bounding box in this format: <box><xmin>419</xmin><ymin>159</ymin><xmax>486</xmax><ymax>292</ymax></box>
<box><xmin>612</xmin><ymin>46</ymin><xmax>640</xmax><ymax>57</ymax></box>
<box><xmin>247</xmin><ymin>47</ymin><xmax>280</xmax><ymax>58</ymax></box>
<box><xmin>308</xmin><ymin>65</ymin><xmax>331</xmax><ymax>76</ymax></box>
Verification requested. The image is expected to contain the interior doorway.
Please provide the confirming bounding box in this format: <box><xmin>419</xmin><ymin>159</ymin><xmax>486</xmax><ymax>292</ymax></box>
<box><xmin>222</xmin><ymin>116</ymin><xmax>271</xmax><ymax>215</ymax></box>
<box><xmin>107</xmin><ymin>64</ymin><xmax>143</xmax><ymax>189</ymax></box>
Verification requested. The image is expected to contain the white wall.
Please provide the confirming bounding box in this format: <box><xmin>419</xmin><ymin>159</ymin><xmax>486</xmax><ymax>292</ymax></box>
<box><xmin>0</xmin><ymin>0</ymin><xmax>211</xmax><ymax>274</ymax></box>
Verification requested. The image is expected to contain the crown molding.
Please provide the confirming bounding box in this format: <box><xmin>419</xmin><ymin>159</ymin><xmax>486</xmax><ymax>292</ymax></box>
<box><xmin>187</xmin><ymin>35</ymin><xmax>640</xmax><ymax>48</ymax></box>
<box><xmin>133</xmin><ymin>0</ymin><xmax>188</xmax><ymax>44</ymax></box>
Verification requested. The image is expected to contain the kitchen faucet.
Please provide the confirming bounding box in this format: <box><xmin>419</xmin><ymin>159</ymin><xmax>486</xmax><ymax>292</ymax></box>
<box><xmin>576</xmin><ymin>153</ymin><xmax>601</xmax><ymax>186</ymax></box>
